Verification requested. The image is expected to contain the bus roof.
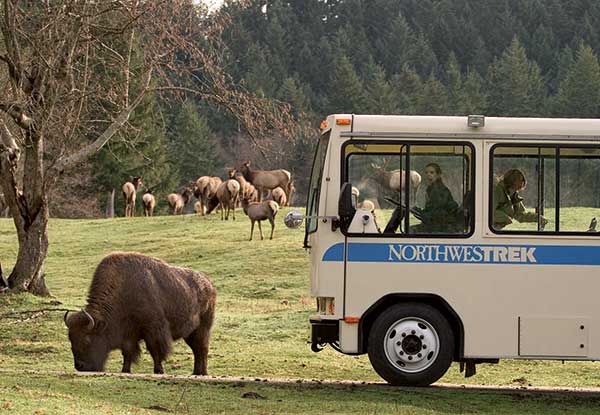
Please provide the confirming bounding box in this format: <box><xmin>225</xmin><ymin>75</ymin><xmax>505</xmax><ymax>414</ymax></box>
<box><xmin>326</xmin><ymin>114</ymin><xmax>600</xmax><ymax>141</ymax></box>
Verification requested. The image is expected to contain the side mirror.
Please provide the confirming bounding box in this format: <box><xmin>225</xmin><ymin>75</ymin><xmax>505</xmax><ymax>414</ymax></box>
<box><xmin>284</xmin><ymin>210</ymin><xmax>305</xmax><ymax>229</ymax></box>
<box><xmin>338</xmin><ymin>183</ymin><xmax>356</xmax><ymax>231</ymax></box>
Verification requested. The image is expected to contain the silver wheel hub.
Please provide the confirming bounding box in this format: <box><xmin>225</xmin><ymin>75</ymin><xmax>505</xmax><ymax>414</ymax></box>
<box><xmin>384</xmin><ymin>317</ymin><xmax>440</xmax><ymax>373</ymax></box>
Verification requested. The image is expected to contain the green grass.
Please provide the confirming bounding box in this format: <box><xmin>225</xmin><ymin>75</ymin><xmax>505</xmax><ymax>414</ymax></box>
<box><xmin>2</xmin><ymin>210</ymin><xmax>600</xmax><ymax>413</ymax></box>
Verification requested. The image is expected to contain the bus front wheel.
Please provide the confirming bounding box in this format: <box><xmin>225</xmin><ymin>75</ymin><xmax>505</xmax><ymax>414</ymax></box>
<box><xmin>367</xmin><ymin>303</ymin><xmax>454</xmax><ymax>386</ymax></box>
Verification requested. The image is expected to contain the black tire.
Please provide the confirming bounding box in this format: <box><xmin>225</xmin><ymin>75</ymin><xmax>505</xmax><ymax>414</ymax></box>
<box><xmin>367</xmin><ymin>303</ymin><xmax>454</xmax><ymax>386</ymax></box>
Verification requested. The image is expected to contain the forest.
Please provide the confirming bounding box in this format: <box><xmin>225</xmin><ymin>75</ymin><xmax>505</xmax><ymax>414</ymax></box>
<box><xmin>36</xmin><ymin>0</ymin><xmax>600</xmax><ymax>217</ymax></box>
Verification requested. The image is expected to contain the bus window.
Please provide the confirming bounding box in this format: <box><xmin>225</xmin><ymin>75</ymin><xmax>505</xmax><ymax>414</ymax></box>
<box><xmin>491</xmin><ymin>145</ymin><xmax>600</xmax><ymax>234</ymax></box>
<box><xmin>406</xmin><ymin>144</ymin><xmax>473</xmax><ymax>235</ymax></box>
<box><xmin>491</xmin><ymin>146</ymin><xmax>555</xmax><ymax>233</ymax></box>
<box><xmin>559</xmin><ymin>147</ymin><xmax>600</xmax><ymax>232</ymax></box>
<box><xmin>346</xmin><ymin>143</ymin><xmax>404</xmax><ymax>233</ymax></box>
<box><xmin>344</xmin><ymin>141</ymin><xmax>474</xmax><ymax>236</ymax></box>
<box><xmin>305</xmin><ymin>131</ymin><xmax>330</xmax><ymax>238</ymax></box>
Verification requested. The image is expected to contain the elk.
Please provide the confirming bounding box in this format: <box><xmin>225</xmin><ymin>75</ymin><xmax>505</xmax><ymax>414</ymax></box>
<box><xmin>167</xmin><ymin>187</ymin><xmax>192</xmax><ymax>215</ymax></box>
<box><xmin>272</xmin><ymin>187</ymin><xmax>287</xmax><ymax>207</ymax></box>
<box><xmin>230</xmin><ymin>169</ymin><xmax>257</xmax><ymax>202</ymax></box>
<box><xmin>241</xmin><ymin>195</ymin><xmax>279</xmax><ymax>241</ymax></box>
<box><xmin>238</xmin><ymin>161</ymin><xmax>292</xmax><ymax>202</ymax></box>
<box><xmin>122</xmin><ymin>176</ymin><xmax>142</xmax><ymax>217</ymax></box>
<box><xmin>142</xmin><ymin>190</ymin><xmax>156</xmax><ymax>217</ymax></box>
<box><xmin>194</xmin><ymin>201</ymin><xmax>204</xmax><ymax>215</ymax></box>
<box><xmin>64</xmin><ymin>252</ymin><xmax>216</xmax><ymax>375</ymax></box>
<box><xmin>216</xmin><ymin>179</ymin><xmax>240</xmax><ymax>220</ymax></box>
<box><xmin>370</xmin><ymin>163</ymin><xmax>422</xmax><ymax>202</ymax></box>
<box><xmin>194</xmin><ymin>176</ymin><xmax>222</xmax><ymax>216</ymax></box>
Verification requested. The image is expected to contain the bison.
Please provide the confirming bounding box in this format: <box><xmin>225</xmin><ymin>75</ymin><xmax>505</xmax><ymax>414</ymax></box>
<box><xmin>64</xmin><ymin>252</ymin><xmax>216</xmax><ymax>375</ymax></box>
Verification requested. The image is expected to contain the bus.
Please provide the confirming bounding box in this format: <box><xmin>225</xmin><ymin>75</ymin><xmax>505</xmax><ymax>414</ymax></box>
<box><xmin>285</xmin><ymin>114</ymin><xmax>600</xmax><ymax>386</ymax></box>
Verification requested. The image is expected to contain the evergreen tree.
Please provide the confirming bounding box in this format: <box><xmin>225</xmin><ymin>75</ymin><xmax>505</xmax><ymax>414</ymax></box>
<box><xmin>391</xmin><ymin>65</ymin><xmax>422</xmax><ymax>114</ymax></box>
<box><xmin>93</xmin><ymin>95</ymin><xmax>177</xmax><ymax>216</ymax></box>
<box><xmin>364</xmin><ymin>61</ymin><xmax>397</xmax><ymax>114</ymax></box>
<box><xmin>444</xmin><ymin>53</ymin><xmax>464</xmax><ymax>115</ymax></box>
<box><xmin>417</xmin><ymin>72</ymin><xmax>449</xmax><ymax>115</ymax></box>
<box><xmin>328</xmin><ymin>54</ymin><xmax>367</xmax><ymax>113</ymax></box>
<box><xmin>460</xmin><ymin>69</ymin><xmax>488</xmax><ymax>115</ymax></box>
<box><xmin>167</xmin><ymin>101</ymin><xmax>221</xmax><ymax>182</ymax></box>
<box><xmin>556</xmin><ymin>42</ymin><xmax>600</xmax><ymax>117</ymax></box>
<box><xmin>486</xmin><ymin>37</ymin><xmax>546</xmax><ymax>116</ymax></box>
<box><xmin>277</xmin><ymin>77</ymin><xmax>310</xmax><ymax>116</ymax></box>
<box><xmin>243</xmin><ymin>43</ymin><xmax>276</xmax><ymax>97</ymax></box>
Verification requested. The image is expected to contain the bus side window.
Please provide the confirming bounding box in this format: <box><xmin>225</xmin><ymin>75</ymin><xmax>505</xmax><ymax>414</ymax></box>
<box><xmin>345</xmin><ymin>142</ymin><xmax>474</xmax><ymax>237</ymax></box>
<box><xmin>407</xmin><ymin>145</ymin><xmax>473</xmax><ymax>235</ymax></box>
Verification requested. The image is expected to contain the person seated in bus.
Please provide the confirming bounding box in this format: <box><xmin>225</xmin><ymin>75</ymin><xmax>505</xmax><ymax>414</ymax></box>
<box><xmin>411</xmin><ymin>163</ymin><xmax>459</xmax><ymax>233</ymax></box>
<box><xmin>493</xmin><ymin>168</ymin><xmax>548</xmax><ymax>230</ymax></box>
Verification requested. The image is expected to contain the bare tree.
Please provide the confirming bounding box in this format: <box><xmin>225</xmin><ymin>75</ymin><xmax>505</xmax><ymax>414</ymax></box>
<box><xmin>0</xmin><ymin>0</ymin><xmax>297</xmax><ymax>295</ymax></box>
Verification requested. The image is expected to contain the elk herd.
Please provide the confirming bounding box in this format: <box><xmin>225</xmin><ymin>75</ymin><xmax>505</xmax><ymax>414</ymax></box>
<box><xmin>121</xmin><ymin>162</ymin><xmax>294</xmax><ymax>241</ymax></box>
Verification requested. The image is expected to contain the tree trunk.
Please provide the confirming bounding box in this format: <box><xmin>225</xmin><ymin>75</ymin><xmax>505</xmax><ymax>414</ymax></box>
<box><xmin>8</xmin><ymin>202</ymin><xmax>50</xmax><ymax>296</ymax></box>
<box><xmin>106</xmin><ymin>189</ymin><xmax>115</xmax><ymax>218</ymax></box>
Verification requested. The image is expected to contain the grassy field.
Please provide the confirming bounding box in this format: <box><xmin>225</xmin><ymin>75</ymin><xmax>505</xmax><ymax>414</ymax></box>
<box><xmin>2</xmin><ymin>210</ymin><xmax>600</xmax><ymax>414</ymax></box>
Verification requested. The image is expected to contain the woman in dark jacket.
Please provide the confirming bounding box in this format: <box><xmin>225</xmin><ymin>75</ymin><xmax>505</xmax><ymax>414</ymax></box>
<box><xmin>412</xmin><ymin>163</ymin><xmax>458</xmax><ymax>233</ymax></box>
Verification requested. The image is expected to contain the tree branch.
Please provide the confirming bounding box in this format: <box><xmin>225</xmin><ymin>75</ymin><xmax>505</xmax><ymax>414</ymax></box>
<box><xmin>51</xmin><ymin>69</ymin><xmax>153</xmax><ymax>174</ymax></box>
<box><xmin>0</xmin><ymin>102</ymin><xmax>34</xmax><ymax>129</ymax></box>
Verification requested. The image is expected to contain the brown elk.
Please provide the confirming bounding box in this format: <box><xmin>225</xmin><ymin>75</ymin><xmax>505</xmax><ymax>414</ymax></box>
<box><xmin>142</xmin><ymin>190</ymin><xmax>156</xmax><ymax>217</ymax></box>
<box><xmin>216</xmin><ymin>179</ymin><xmax>240</xmax><ymax>220</ymax></box>
<box><xmin>122</xmin><ymin>176</ymin><xmax>142</xmax><ymax>217</ymax></box>
<box><xmin>241</xmin><ymin>195</ymin><xmax>279</xmax><ymax>241</ymax></box>
<box><xmin>64</xmin><ymin>252</ymin><xmax>216</xmax><ymax>375</ymax></box>
<box><xmin>272</xmin><ymin>187</ymin><xmax>287</xmax><ymax>207</ymax></box>
<box><xmin>238</xmin><ymin>161</ymin><xmax>292</xmax><ymax>202</ymax></box>
<box><xmin>370</xmin><ymin>162</ymin><xmax>422</xmax><ymax>202</ymax></box>
<box><xmin>194</xmin><ymin>176</ymin><xmax>222</xmax><ymax>216</ymax></box>
<box><xmin>167</xmin><ymin>187</ymin><xmax>192</xmax><ymax>215</ymax></box>
<box><xmin>229</xmin><ymin>169</ymin><xmax>257</xmax><ymax>203</ymax></box>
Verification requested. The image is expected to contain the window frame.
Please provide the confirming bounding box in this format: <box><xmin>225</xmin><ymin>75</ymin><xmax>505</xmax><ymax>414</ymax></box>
<box><xmin>488</xmin><ymin>143</ymin><xmax>600</xmax><ymax>236</ymax></box>
<box><xmin>341</xmin><ymin>139</ymin><xmax>476</xmax><ymax>239</ymax></box>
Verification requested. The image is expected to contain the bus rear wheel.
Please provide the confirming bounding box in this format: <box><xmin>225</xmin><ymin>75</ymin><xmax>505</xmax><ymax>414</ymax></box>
<box><xmin>367</xmin><ymin>303</ymin><xmax>454</xmax><ymax>386</ymax></box>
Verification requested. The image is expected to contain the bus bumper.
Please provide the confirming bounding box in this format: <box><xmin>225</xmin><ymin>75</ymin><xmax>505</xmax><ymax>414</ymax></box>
<box><xmin>310</xmin><ymin>319</ymin><xmax>339</xmax><ymax>352</ymax></box>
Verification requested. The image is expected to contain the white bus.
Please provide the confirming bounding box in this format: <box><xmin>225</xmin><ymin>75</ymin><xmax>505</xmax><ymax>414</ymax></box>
<box><xmin>285</xmin><ymin>114</ymin><xmax>600</xmax><ymax>386</ymax></box>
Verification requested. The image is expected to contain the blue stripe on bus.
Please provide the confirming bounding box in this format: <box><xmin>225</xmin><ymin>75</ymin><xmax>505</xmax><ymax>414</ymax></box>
<box><xmin>322</xmin><ymin>242</ymin><xmax>600</xmax><ymax>266</ymax></box>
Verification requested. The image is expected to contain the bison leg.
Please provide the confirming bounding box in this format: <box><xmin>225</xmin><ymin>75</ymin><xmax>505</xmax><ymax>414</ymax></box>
<box><xmin>143</xmin><ymin>326</ymin><xmax>172</xmax><ymax>374</ymax></box>
<box><xmin>185</xmin><ymin>311</ymin><xmax>215</xmax><ymax>376</ymax></box>
<box><xmin>121</xmin><ymin>341</ymin><xmax>141</xmax><ymax>373</ymax></box>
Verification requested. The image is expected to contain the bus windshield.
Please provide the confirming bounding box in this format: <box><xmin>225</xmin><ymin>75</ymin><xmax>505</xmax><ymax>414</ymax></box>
<box><xmin>304</xmin><ymin>130</ymin><xmax>330</xmax><ymax>245</ymax></box>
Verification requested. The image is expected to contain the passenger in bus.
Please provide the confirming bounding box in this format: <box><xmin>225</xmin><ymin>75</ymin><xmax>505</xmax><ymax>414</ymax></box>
<box><xmin>411</xmin><ymin>163</ymin><xmax>459</xmax><ymax>233</ymax></box>
<box><xmin>493</xmin><ymin>168</ymin><xmax>548</xmax><ymax>229</ymax></box>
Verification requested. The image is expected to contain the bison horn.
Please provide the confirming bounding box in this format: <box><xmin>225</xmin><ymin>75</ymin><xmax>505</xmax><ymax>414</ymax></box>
<box><xmin>82</xmin><ymin>309</ymin><xmax>95</xmax><ymax>330</ymax></box>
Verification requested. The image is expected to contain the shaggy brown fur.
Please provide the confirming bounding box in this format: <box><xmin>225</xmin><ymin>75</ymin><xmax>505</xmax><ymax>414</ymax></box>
<box><xmin>64</xmin><ymin>252</ymin><xmax>216</xmax><ymax>375</ymax></box>
<box><xmin>122</xmin><ymin>176</ymin><xmax>142</xmax><ymax>217</ymax></box>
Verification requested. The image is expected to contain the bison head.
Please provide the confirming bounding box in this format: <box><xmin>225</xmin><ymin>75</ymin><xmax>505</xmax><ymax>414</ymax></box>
<box><xmin>64</xmin><ymin>310</ymin><xmax>109</xmax><ymax>372</ymax></box>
